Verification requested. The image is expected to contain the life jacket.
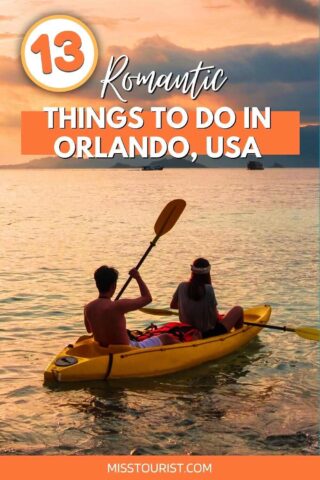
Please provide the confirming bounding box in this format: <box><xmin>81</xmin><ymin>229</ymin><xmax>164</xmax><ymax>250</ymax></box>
<box><xmin>128</xmin><ymin>322</ymin><xmax>201</xmax><ymax>343</ymax></box>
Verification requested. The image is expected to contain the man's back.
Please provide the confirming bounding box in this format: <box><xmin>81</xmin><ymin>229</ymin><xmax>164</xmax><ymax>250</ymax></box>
<box><xmin>86</xmin><ymin>266</ymin><xmax>178</xmax><ymax>349</ymax></box>
<box><xmin>85</xmin><ymin>267</ymin><xmax>153</xmax><ymax>346</ymax></box>
<box><xmin>85</xmin><ymin>298</ymin><xmax>129</xmax><ymax>347</ymax></box>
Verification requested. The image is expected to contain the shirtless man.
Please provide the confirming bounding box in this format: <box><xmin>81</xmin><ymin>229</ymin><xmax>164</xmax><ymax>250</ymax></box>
<box><xmin>84</xmin><ymin>265</ymin><xmax>179</xmax><ymax>348</ymax></box>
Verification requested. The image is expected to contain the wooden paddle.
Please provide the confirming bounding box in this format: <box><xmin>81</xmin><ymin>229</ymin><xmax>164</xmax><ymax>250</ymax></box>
<box><xmin>115</xmin><ymin>199</ymin><xmax>186</xmax><ymax>300</ymax></box>
<box><xmin>140</xmin><ymin>307</ymin><xmax>320</xmax><ymax>342</ymax></box>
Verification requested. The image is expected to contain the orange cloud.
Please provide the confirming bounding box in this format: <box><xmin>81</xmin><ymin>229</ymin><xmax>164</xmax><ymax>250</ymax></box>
<box><xmin>202</xmin><ymin>1</ymin><xmax>230</xmax><ymax>9</ymax></box>
<box><xmin>0</xmin><ymin>33</ymin><xmax>22</xmax><ymax>40</ymax></box>
<box><xmin>0</xmin><ymin>111</ymin><xmax>20</xmax><ymax>128</ymax></box>
<box><xmin>0</xmin><ymin>15</ymin><xmax>16</xmax><ymax>21</ymax></box>
<box><xmin>0</xmin><ymin>56</ymin><xmax>25</xmax><ymax>84</ymax></box>
<box><xmin>0</xmin><ymin>31</ymin><xmax>317</xmax><ymax>164</ymax></box>
<box><xmin>87</xmin><ymin>16</ymin><xmax>140</xmax><ymax>29</ymax></box>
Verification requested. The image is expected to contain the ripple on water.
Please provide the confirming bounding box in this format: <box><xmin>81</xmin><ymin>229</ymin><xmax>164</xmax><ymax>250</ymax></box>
<box><xmin>263</xmin><ymin>430</ymin><xmax>319</xmax><ymax>454</ymax></box>
<box><xmin>0</xmin><ymin>295</ymin><xmax>37</xmax><ymax>303</ymax></box>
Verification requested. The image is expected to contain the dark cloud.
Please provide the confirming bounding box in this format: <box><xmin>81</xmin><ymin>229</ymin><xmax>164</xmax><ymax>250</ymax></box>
<box><xmin>209</xmin><ymin>39</ymin><xmax>317</xmax><ymax>84</ymax></box>
<box><xmin>0</xmin><ymin>36</ymin><xmax>317</xmax><ymax>123</ymax></box>
<box><xmin>244</xmin><ymin>0</ymin><xmax>318</xmax><ymax>25</ymax></box>
<box><xmin>96</xmin><ymin>36</ymin><xmax>317</xmax><ymax>122</ymax></box>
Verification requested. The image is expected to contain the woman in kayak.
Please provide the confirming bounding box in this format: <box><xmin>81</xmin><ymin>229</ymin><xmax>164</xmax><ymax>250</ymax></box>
<box><xmin>170</xmin><ymin>258</ymin><xmax>243</xmax><ymax>337</ymax></box>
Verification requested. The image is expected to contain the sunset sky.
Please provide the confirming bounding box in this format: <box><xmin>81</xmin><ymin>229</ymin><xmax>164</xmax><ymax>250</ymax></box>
<box><xmin>0</xmin><ymin>0</ymin><xmax>318</xmax><ymax>164</ymax></box>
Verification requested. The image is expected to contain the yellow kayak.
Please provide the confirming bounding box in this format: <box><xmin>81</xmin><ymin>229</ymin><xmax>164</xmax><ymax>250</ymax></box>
<box><xmin>44</xmin><ymin>304</ymin><xmax>271</xmax><ymax>382</ymax></box>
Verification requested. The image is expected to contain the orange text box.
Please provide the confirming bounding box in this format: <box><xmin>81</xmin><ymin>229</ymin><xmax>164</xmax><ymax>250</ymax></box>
<box><xmin>1</xmin><ymin>455</ymin><xmax>319</xmax><ymax>480</ymax></box>
<box><xmin>21</xmin><ymin>110</ymin><xmax>300</xmax><ymax>156</ymax></box>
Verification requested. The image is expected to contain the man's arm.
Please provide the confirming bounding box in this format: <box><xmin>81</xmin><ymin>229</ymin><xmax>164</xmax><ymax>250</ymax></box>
<box><xmin>115</xmin><ymin>269</ymin><xmax>152</xmax><ymax>314</ymax></box>
<box><xmin>207</xmin><ymin>285</ymin><xmax>219</xmax><ymax>318</ymax></box>
<box><xmin>84</xmin><ymin>306</ymin><xmax>92</xmax><ymax>333</ymax></box>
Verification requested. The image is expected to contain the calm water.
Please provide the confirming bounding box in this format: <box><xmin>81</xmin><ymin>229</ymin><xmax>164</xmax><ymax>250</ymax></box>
<box><xmin>0</xmin><ymin>168</ymin><xmax>318</xmax><ymax>455</ymax></box>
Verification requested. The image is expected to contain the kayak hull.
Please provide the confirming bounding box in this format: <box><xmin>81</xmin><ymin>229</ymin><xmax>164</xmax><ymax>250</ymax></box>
<box><xmin>44</xmin><ymin>305</ymin><xmax>271</xmax><ymax>382</ymax></box>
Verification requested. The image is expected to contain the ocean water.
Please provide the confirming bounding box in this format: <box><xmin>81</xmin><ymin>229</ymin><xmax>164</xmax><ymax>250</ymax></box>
<box><xmin>0</xmin><ymin>168</ymin><xmax>318</xmax><ymax>455</ymax></box>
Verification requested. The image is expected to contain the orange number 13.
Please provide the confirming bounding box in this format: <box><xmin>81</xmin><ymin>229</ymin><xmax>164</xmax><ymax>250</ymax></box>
<box><xmin>31</xmin><ymin>31</ymin><xmax>84</xmax><ymax>74</ymax></box>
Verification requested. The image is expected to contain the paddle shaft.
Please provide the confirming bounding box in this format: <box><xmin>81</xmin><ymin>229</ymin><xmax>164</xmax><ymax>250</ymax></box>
<box><xmin>140</xmin><ymin>307</ymin><xmax>319</xmax><ymax>341</ymax></box>
<box><xmin>114</xmin><ymin>199</ymin><xmax>186</xmax><ymax>301</ymax></box>
<box><xmin>115</xmin><ymin>235</ymin><xmax>159</xmax><ymax>300</ymax></box>
<box><xmin>244</xmin><ymin>321</ymin><xmax>294</xmax><ymax>332</ymax></box>
<box><xmin>141</xmin><ymin>308</ymin><xmax>295</xmax><ymax>333</ymax></box>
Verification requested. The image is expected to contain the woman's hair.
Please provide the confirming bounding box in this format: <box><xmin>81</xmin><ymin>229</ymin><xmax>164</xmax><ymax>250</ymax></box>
<box><xmin>187</xmin><ymin>258</ymin><xmax>212</xmax><ymax>301</ymax></box>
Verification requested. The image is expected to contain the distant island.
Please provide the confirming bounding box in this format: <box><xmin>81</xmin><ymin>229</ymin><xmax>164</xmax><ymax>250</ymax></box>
<box><xmin>1</xmin><ymin>126</ymin><xmax>318</xmax><ymax>169</ymax></box>
<box><xmin>0</xmin><ymin>157</ymin><xmax>207</xmax><ymax>169</ymax></box>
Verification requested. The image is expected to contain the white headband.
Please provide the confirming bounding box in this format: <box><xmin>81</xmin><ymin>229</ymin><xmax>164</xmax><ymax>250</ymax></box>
<box><xmin>191</xmin><ymin>265</ymin><xmax>211</xmax><ymax>274</ymax></box>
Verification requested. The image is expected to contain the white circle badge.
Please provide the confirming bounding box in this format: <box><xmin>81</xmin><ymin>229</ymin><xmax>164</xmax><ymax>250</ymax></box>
<box><xmin>21</xmin><ymin>15</ymin><xmax>98</xmax><ymax>92</ymax></box>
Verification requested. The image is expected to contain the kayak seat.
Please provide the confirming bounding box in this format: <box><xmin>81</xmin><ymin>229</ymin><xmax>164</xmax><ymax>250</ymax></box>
<box><xmin>245</xmin><ymin>314</ymin><xmax>260</xmax><ymax>323</ymax></box>
<box><xmin>66</xmin><ymin>342</ymin><xmax>134</xmax><ymax>358</ymax></box>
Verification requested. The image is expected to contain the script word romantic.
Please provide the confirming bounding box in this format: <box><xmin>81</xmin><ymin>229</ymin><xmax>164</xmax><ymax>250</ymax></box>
<box><xmin>100</xmin><ymin>55</ymin><xmax>228</xmax><ymax>103</ymax></box>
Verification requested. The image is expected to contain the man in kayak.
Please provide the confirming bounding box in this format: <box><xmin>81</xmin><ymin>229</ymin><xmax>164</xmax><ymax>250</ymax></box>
<box><xmin>85</xmin><ymin>265</ymin><xmax>179</xmax><ymax>348</ymax></box>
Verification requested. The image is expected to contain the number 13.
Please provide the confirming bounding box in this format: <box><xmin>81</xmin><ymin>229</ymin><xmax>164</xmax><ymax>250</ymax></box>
<box><xmin>31</xmin><ymin>31</ymin><xmax>84</xmax><ymax>74</ymax></box>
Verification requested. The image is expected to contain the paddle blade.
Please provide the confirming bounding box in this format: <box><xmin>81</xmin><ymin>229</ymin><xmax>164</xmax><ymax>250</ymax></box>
<box><xmin>295</xmin><ymin>327</ymin><xmax>320</xmax><ymax>342</ymax></box>
<box><xmin>154</xmin><ymin>199</ymin><xmax>186</xmax><ymax>237</ymax></box>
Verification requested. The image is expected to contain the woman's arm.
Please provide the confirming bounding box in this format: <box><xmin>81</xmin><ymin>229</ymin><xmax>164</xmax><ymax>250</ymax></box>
<box><xmin>170</xmin><ymin>286</ymin><xmax>179</xmax><ymax>309</ymax></box>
